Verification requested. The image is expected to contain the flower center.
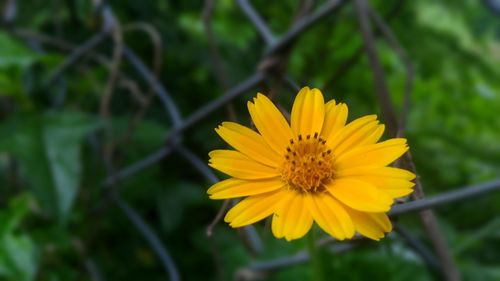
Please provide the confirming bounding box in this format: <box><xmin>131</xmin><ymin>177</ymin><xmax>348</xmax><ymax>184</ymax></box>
<box><xmin>280</xmin><ymin>132</ymin><xmax>334</xmax><ymax>193</ymax></box>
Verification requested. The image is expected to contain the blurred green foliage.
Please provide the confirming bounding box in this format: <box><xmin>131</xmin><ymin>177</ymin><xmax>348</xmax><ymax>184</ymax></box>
<box><xmin>0</xmin><ymin>0</ymin><xmax>500</xmax><ymax>280</ymax></box>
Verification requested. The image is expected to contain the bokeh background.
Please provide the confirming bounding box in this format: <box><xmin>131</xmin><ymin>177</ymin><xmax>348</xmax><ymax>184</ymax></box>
<box><xmin>1</xmin><ymin>0</ymin><xmax>500</xmax><ymax>280</ymax></box>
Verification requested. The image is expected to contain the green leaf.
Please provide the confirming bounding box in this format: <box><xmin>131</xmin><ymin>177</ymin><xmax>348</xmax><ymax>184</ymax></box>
<box><xmin>0</xmin><ymin>233</ymin><xmax>37</xmax><ymax>281</ymax></box>
<box><xmin>0</xmin><ymin>112</ymin><xmax>99</xmax><ymax>222</ymax></box>
<box><xmin>0</xmin><ymin>193</ymin><xmax>38</xmax><ymax>281</ymax></box>
<box><xmin>157</xmin><ymin>181</ymin><xmax>204</xmax><ymax>234</ymax></box>
<box><xmin>0</xmin><ymin>33</ymin><xmax>38</xmax><ymax>69</ymax></box>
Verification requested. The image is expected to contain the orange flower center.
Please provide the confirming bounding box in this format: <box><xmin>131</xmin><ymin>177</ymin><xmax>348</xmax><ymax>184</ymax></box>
<box><xmin>280</xmin><ymin>132</ymin><xmax>335</xmax><ymax>193</ymax></box>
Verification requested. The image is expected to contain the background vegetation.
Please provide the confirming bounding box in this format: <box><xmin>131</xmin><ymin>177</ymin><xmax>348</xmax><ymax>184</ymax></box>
<box><xmin>0</xmin><ymin>0</ymin><xmax>500</xmax><ymax>280</ymax></box>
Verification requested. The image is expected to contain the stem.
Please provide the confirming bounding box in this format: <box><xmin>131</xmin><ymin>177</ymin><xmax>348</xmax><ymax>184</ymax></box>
<box><xmin>307</xmin><ymin>229</ymin><xmax>324</xmax><ymax>281</ymax></box>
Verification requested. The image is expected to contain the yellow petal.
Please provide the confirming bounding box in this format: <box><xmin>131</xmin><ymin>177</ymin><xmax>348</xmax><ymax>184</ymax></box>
<box><xmin>336</xmin><ymin>165</ymin><xmax>415</xmax><ymax>179</ymax></box>
<box><xmin>326</xmin><ymin>115</ymin><xmax>378</xmax><ymax>153</ymax></box>
<box><xmin>272</xmin><ymin>192</ymin><xmax>313</xmax><ymax>241</ymax></box>
<box><xmin>362</xmin><ymin>124</ymin><xmax>385</xmax><ymax>146</ymax></box>
<box><xmin>305</xmin><ymin>193</ymin><xmax>355</xmax><ymax>240</ymax></box>
<box><xmin>208</xmin><ymin>178</ymin><xmax>285</xmax><ymax>199</ymax></box>
<box><xmin>347</xmin><ymin>208</ymin><xmax>392</xmax><ymax>241</ymax></box>
<box><xmin>209</xmin><ymin>150</ymin><xmax>279</xmax><ymax>180</ymax></box>
<box><xmin>335</xmin><ymin>166</ymin><xmax>415</xmax><ymax>198</ymax></box>
<box><xmin>321</xmin><ymin>100</ymin><xmax>348</xmax><ymax>140</ymax></box>
<box><xmin>225</xmin><ymin>189</ymin><xmax>286</xmax><ymax>227</ymax></box>
<box><xmin>248</xmin><ymin>94</ymin><xmax>293</xmax><ymax>154</ymax></box>
<box><xmin>215</xmin><ymin>122</ymin><xmax>281</xmax><ymax>167</ymax></box>
<box><xmin>333</xmin><ymin>122</ymin><xmax>383</xmax><ymax>157</ymax></box>
<box><xmin>335</xmin><ymin>138</ymin><xmax>409</xmax><ymax>170</ymax></box>
<box><xmin>327</xmin><ymin>178</ymin><xmax>393</xmax><ymax>212</ymax></box>
<box><xmin>291</xmin><ymin>87</ymin><xmax>325</xmax><ymax>137</ymax></box>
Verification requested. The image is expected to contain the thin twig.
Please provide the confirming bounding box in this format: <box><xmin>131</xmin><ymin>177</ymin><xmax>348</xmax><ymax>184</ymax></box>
<box><xmin>175</xmin><ymin>145</ymin><xmax>264</xmax><ymax>254</ymax></box>
<box><xmin>101</xmin><ymin>72</ymin><xmax>265</xmax><ymax>187</ymax></box>
<box><xmin>323</xmin><ymin>0</ymin><xmax>406</xmax><ymax>91</ymax></box>
<box><xmin>354</xmin><ymin>1</ymin><xmax>459</xmax><ymax>278</ymax></box>
<box><xmin>206</xmin><ymin>199</ymin><xmax>231</xmax><ymax>237</ymax></box>
<box><xmin>118</xmin><ymin>22</ymin><xmax>164</xmax><ymax>145</ymax></box>
<box><xmin>100</xmin><ymin>24</ymin><xmax>124</xmax><ymax>164</ymax></box>
<box><xmin>123</xmin><ymin>45</ymin><xmax>183</xmax><ymax>128</ymax></box>
<box><xmin>45</xmin><ymin>31</ymin><xmax>109</xmax><ymax>86</ymax></box>
<box><xmin>203</xmin><ymin>0</ymin><xmax>231</xmax><ymax>89</ymax></box>
<box><xmin>202</xmin><ymin>0</ymin><xmax>237</xmax><ymax>120</ymax></box>
<box><xmin>405</xmin><ymin>152</ymin><xmax>461</xmax><ymax>281</ymax></box>
<box><xmin>10</xmin><ymin>27</ymin><xmax>73</xmax><ymax>50</ymax></box>
<box><xmin>367</xmin><ymin>5</ymin><xmax>414</xmax><ymax>134</ymax></box>
<box><xmin>353</xmin><ymin>0</ymin><xmax>398</xmax><ymax>136</ymax></box>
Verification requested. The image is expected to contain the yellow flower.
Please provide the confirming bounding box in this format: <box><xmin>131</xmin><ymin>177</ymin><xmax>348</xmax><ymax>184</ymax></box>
<box><xmin>208</xmin><ymin>87</ymin><xmax>415</xmax><ymax>241</ymax></box>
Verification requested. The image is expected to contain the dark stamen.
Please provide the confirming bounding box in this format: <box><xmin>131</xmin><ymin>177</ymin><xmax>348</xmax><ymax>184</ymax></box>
<box><xmin>298</xmin><ymin>134</ymin><xmax>302</xmax><ymax>141</ymax></box>
<box><xmin>307</xmin><ymin>135</ymin><xmax>311</xmax><ymax>139</ymax></box>
<box><xmin>314</xmin><ymin>132</ymin><xmax>318</xmax><ymax>138</ymax></box>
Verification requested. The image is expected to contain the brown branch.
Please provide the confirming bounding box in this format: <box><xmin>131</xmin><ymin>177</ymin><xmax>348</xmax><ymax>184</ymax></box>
<box><xmin>100</xmin><ymin>24</ymin><xmax>123</xmax><ymax>164</ymax></box>
<box><xmin>323</xmin><ymin>0</ymin><xmax>406</xmax><ymax>91</ymax></box>
<box><xmin>45</xmin><ymin>31</ymin><xmax>109</xmax><ymax>86</ymax></box>
<box><xmin>206</xmin><ymin>199</ymin><xmax>231</xmax><ymax>237</ymax></box>
<box><xmin>405</xmin><ymin>152</ymin><xmax>461</xmax><ymax>281</ymax></box>
<box><xmin>118</xmin><ymin>22</ymin><xmax>164</xmax><ymax>145</ymax></box>
<box><xmin>354</xmin><ymin>1</ymin><xmax>460</xmax><ymax>279</ymax></box>
<box><xmin>367</xmin><ymin>5</ymin><xmax>414</xmax><ymax>135</ymax></box>
<box><xmin>353</xmin><ymin>0</ymin><xmax>398</xmax><ymax>136</ymax></box>
<box><xmin>202</xmin><ymin>0</ymin><xmax>237</xmax><ymax>120</ymax></box>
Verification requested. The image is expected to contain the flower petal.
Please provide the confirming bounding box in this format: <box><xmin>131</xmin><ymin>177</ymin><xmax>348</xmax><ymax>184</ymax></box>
<box><xmin>321</xmin><ymin>100</ymin><xmax>348</xmax><ymax>140</ymax></box>
<box><xmin>327</xmin><ymin>178</ymin><xmax>393</xmax><ymax>212</ymax></box>
<box><xmin>225</xmin><ymin>189</ymin><xmax>287</xmax><ymax>227</ymax></box>
<box><xmin>335</xmin><ymin>138</ymin><xmax>409</xmax><ymax>170</ymax></box>
<box><xmin>333</xmin><ymin>122</ymin><xmax>383</xmax><ymax>157</ymax></box>
<box><xmin>216</xmin><ymin>122</ymin><xmax>281</xmax><ymax>167</ymax></box>
<box><xmin>248</xmin><ymin>94</ymin><xmax>293</xmax><ymax>154</ymax></box>
<box><xmin>305</xmin><ymin>193</ymin><xmax>355</xmax><ymax>240</ymax></box>
<box><xmin>272</xmin><ymin>192</ymin><xmax>313</xmax><ymax>241</ymax></box>
<box><xmin>326</xmin><ymin>115</ymin><xmax>378</xmax><ymax>153</ymax></box>
<box><xmin>336</xmin><ymin>166</ymin><xmax>415</xmax><ymax>198</ymax></box>
<box><xmin>347</xmin><ymin>207</ymin><xmax>392</xmax><ymax>241</ymax></box>
<box><xmin>291</xmin><ymin>87</ymin><xmax>325</xmax><ymax>137</ymax></box>
<box><xmin>208</xmin><ymin>178</ymin><xmax>285</xmax><ymax>199</ymax></box>
<box><xmin>209</xmin><ymin>150</ymin><xmax>279</xmax><ymax>180</ymax></box>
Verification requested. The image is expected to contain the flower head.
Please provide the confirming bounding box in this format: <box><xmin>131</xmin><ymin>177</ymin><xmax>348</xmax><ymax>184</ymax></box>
<box><xmin>208</xmin><ymin>87</ymin><xmax>415</xmax><ymax>241</ymax></box>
